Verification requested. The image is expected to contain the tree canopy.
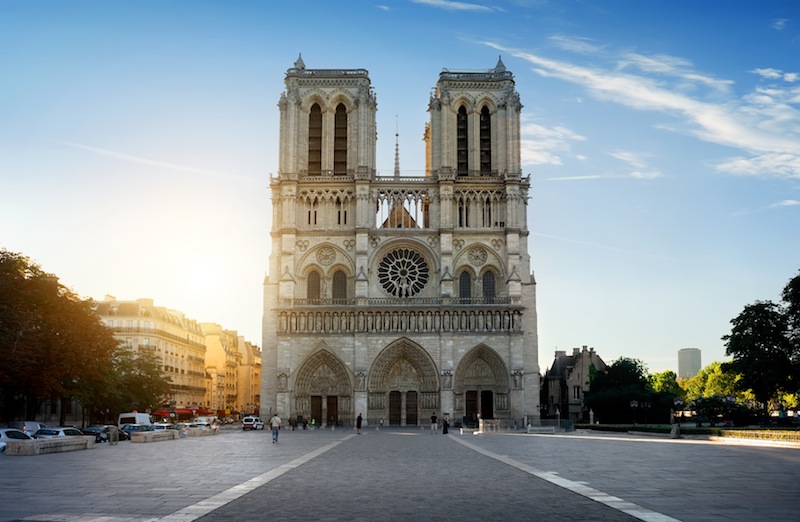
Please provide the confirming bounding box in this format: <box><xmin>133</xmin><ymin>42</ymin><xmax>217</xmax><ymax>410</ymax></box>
<box><xmin>0</xmin><ymin>249</ymin><xmax>170</xmax><ymax>423</ymax></box>
<box><xmin>721</xmin><ymin>270</ymin><xmax>800</xmax><ymax>418</ymax></box>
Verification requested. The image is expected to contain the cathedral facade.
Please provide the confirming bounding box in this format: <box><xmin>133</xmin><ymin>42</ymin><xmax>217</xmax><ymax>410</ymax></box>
<box><xmin>261</xmin><ymin>56</ymin><xmax>539</xmax><ymax>427</ymax></box>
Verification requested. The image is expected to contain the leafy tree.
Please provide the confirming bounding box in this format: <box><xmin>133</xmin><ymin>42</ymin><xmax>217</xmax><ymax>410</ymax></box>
<box><xmin>0</xmin><ymin>249</ymin><xmax>170</xmax><ymax>424</ymax></box>
<box><xmin>722</xmin><ymin>301</ymin><xmax>792</xmax><ymax>419</ymax></box>
<box><xmin>680</xmin><ymin>361</ymin><xmax>742</xmax><ymax>402</ymax></box>
<box><xmin>585</xmin><ymin>357</ymin><xmax>651</xmax><ymax>424</ymax></box>
<box><xmin>1</xmin><ymin>250</ymin><xmax>120</xmax><ymax>421</ymax></box>
<box><xmin>649</xmin><ymin>370</ymin><xmax>682</xmax><ymax>396</ymax></box>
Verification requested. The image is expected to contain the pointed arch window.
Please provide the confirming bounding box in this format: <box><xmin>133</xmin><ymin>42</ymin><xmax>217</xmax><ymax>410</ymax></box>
<box><xmin>332</xmin><ymin>270</ymin><xmax>347</xmax><ymax>300</ymax></box>
<box><xmin>308</xmin><ymin>103</ymin><xmax>322</xmax><ymax>175</ymax></box>
<box><xmin>480</xmin><ymin>105</ymin><xmax>492</xmax><ymax>175</ymax></box>
<box><xmin>457</xmin><ymin>105</ymin><xmax>468</xmax><ymax>175</ymax></box>
<box><xmin>307</xmin><ymin>271</ymin><xmax>321</xmax><ymax>300</ymax></box>
<box><xmin>459</xmin><ymin>271</ymin><xmax>472</xmax><ymax>302</ymax></box>
<box><xmin>482</xmin><ymin>271</ymin><xmax>496</xmax><ymax>302</ymax></box>
<box><xmin>334</xmin><ymin>104</ymin><xmax>348</xmax><ymax>175</ymax></box>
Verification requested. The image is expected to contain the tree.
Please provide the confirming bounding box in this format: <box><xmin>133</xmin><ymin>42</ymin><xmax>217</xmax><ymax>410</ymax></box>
<box><xmin>0</xmin><ymin>250</ymin><xmax>119</xmax><ymax>422</ymax></box>
<box><xmin>585</xmin><ymin>357</ymin><xmax>651</xmax><ymax>424</ymax></box>
<box><xmin>680</xmin><ymin>362</ymin><xmax>742</xmax><ymax>402</ymax></box>
<box><xmin>722</xmin><ymin>301</ymin><xmax>792</xmax><ymax>419</ymax></box>
<box><xmin>649</xmin><ymin>370</ymin><xmax>682</xmax><ymax>396</ymax></box>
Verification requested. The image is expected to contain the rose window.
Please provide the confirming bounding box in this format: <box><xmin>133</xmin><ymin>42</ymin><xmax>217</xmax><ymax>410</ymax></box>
<box><xmin>378</xmin><ymin>248</ymin><xmax>429</xmax><ymax>297</ymax></box>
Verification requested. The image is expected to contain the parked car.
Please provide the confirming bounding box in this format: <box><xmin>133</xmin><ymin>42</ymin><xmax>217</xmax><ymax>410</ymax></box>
<box><xmin>152</xmin><ymin>423</ymin><xmax>180</xmax><ymax>432</ymax></box>
<box><xmin>32</xmin><ymin>426</ymin><xmax>85</xmax><ymax>439</ymax></box>
<box><xmin>242</xmin><ymin>416</ymin><xmax>265</xmax><ymax>430</ymax></box>
<box><xmin>0</xmin><ymin>428</ymin><xmax>33</xmax><ymax>452</ymax></box>
<box><xmin>81</xmin><ymin>425</ymin><xmax>123</xmax><ymax>443</ymax></box>
<box><xmin>5</xmin><ymin>420</ymin><xmax>48</xmax><ymax>436</ymax></box>
<box><xmin>120</xmin><ymin>423</ymin><xmax>154</xmax><ymax>438</ymax></box>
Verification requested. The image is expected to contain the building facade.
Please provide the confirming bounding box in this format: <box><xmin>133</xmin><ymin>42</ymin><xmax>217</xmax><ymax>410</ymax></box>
<box><xmin>96</xmin><ymin>297</ymin><xmax>208</xmax><ymax>409</ymax></box>
<box><xmin>261</xmin><ymin>57</ymin><xmax>539</xmax><ymax>427</ymax></box>
<box><xmin>541</xmin><ymin>346</ymin><xmax>607</xmax><ymax>424</ymax></box>
<box><xmin>95</xmin><ymin>298</ymin><xmax>261</xmax><ymax>418</ymax></box>
<box><xmin>678</xmin><ymin>347</ymin><xmax>702</xmax><ymax>380</ymax></box>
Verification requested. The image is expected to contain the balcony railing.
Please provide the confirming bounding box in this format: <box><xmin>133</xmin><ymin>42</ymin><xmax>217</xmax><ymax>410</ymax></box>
<box><xmin>280</xmin><ymin>297</ymin><xmax>519</xmax><ymax>308</ymax></box>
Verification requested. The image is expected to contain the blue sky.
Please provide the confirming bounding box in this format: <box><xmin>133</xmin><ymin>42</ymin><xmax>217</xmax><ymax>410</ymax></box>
<box><xmin>2</xmin><ymin>0</ymin><xmax>799</xmax><ymax>375</ymax></box>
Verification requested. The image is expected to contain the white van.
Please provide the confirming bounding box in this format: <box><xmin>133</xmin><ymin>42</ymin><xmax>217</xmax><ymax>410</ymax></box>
<box><xmin>118</xmin><ymin>412</ymin><xmax>152</xmax><ymax>426</ymax></box>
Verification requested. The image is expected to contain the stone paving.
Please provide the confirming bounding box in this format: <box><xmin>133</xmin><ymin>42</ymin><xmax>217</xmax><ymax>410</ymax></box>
<box><xmin>0</xmin><ymin>426</ymin><xmax>797</xmax><ymax>521</ymax></box>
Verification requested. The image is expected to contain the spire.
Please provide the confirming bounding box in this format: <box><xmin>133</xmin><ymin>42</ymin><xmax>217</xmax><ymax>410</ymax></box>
<box><xmin>294</xmin><ymin>53</ymin><xmax>305</xmax><ymax>69</ymax></box>
<box><xmin>394</xmin><ymin>116</ymin><xmax>400</xmax><ymax>178</ymax></box>
<box><xmin>495</xmin><ymin>55</ymin><xmax>506</xmax><ymax>72</ymax></box>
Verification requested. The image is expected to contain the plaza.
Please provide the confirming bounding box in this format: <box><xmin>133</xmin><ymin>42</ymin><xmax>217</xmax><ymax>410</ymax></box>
<box><xmin>1</xmin><ymin>428</ymin><xmax>797</xmax><ymax>521</ymax></box>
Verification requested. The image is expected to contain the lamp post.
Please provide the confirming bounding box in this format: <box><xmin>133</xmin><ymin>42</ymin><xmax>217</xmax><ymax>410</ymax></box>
<box><xmin>630</xmin><ymin>400</ymin><xmax>639</xmax><ymax>426</ymax></box>
<box><xmin>674</xmin><ymin>398</ymin><xmax>683</xmax><ymax>425</ymax></box>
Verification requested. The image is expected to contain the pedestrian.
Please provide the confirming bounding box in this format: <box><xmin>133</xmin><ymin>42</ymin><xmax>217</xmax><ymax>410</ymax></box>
<box><xmin>356</xmin><ymin>413</ymin><xmax>363</xmax><ymax>434</ymax></box>
<box><xmin>430</xmin><ymin>412</ymin><xmax>438</xmax><ymax>434</ymax></box>
<box><xmin>269</xmin><ymin>412</ymin><xmax>282</xmax><ymax>443</ymax></box>
<box><xmin>442</xmin><ymin>415</ymin><xmax>449</xmax><ymax>434</ymax></box>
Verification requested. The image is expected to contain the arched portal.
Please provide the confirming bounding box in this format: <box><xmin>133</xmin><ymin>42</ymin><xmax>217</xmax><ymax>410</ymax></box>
<box><xmin>453</xmin><ymin>345</ymin><xmax>509</xmax><ymax>426</ymax></box>
<box><xmin>293</xmin><ymin>348</ymin><xmax>352</xmax><ymax>427</ymax></box>
<box><xmin>367</xmin><ymin>338</ymin><xmax>439</xmax><ymax>426</ymax></box>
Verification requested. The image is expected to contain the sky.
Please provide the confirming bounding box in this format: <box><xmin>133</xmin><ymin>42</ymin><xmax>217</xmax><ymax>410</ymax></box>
<box><xmin>2</xmin><ymin>0</ymin><xmax>799</xmax><ymax>375</ymax></box>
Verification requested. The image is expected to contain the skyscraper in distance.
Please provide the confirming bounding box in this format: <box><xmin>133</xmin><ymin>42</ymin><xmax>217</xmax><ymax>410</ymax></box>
<box><xmin>678</xmin><ymin>348</ymin><xmax>702</xmax><ymax>380</ymax></box>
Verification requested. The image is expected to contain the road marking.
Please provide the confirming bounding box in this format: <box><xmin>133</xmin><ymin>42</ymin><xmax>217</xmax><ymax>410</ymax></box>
<box><xmin>451</xmin><ymin>435</ymin><xmax>682</xmax><ymax>522</ymax></box>
<box><xmin>158</xmin><ymin>435</ymin><xmax>355</xmax><ymax>522</ymax></box>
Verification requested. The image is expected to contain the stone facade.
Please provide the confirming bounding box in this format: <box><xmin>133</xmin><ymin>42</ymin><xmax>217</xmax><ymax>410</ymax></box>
<box><xmin>542</xmin><ymin>346</ymin><xmax>607</xmax><ymax>423</ymax></box>
<box><xmin>261</xmin><ymin>57</ymin><xmax>539</xmax><ymax>427</ymax></box>
<box><xmin>95</xmin><ymin>298</ymin><xmax>207</xmax><ymax>409</ymax></box>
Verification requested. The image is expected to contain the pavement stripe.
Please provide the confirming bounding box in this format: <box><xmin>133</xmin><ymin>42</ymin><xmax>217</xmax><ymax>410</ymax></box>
<box><xmin>451</xmin><ymin>435</ymin><xmax>682</xmax><ymax>522</ymax></box>
<box><xmin>157</xmin><ymin>435</ymin><xmax>356</xmax><ymax>522</ymax></box>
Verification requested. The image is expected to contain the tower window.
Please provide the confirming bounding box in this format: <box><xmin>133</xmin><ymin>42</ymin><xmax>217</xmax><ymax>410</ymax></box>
<box><xmin>334</xmin><ymin>104</ymin><xmax>347</xmax><ymax>175</ymax></box>
<box><xmin>482</xmin><ymin>271</ymin><xmax>496</xmax><ymax>302</ymax></box>
<box><xmin>307</xmin><ymin>271</ymin><xmax>321</xmax><ymax>300</ymax></box>
<box><xmin>480</xmin><ymin>105</ymin><xmax>491</xmax><ymax>175</ymax></box>
<box><xmin>459</xmin><ymin>271</ymin><xmax>472</xmax><ymax>301</ymax></box>
<box><xmin>457</xmin><ymin>105</ymin><xmax>468</xmax><ymax>175</ymax></box>
<box><xmin>332</xmin><ymin>270</ymin><xmax>347</xmax><ymax>300</ymax></box>
<box><xmin>308</xmin><ymin>104</ymin><xmax>322</xmax><ymax>175</ymax></box>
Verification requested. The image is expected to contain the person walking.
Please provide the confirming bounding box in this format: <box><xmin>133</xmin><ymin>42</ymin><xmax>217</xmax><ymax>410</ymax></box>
<box><xmin>269</xmin><ymin>413</ymin><xmax>282</xmax><ymax>443</ymax></box>
<box><xmin>442</xmin><ymin>415</ymin><xmax>449</xmax><ymax>434</ymax></box>
<box><xmin>430</xmin><ymin>412</ymin><xmax>438</xmax><ymax>434</ymax></box>
<box><xmin>356</xmin><ymin>413</ymin><xmax>363</xmax><ymax>434</ymax></box>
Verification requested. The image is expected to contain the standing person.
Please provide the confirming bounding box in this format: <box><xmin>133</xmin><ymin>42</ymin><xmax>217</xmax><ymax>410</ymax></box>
<box><xmin>356</xmin><ymin>413</ymin><xmax>363</xmax><ymax>434</ymax></box>
<box><xmin>430</xmin><ymin>412</ymin><xmax>438</xmax><ymax>434</ymax></box>
<box><xmin>442</xmin><ymin>415</ymin><xmax>449</xmax><ymax>435</ymax></box>
<box><xmin>269</xmin><ymin>413</ymin><xmax>282</xmax><ymax>443</ymax></box>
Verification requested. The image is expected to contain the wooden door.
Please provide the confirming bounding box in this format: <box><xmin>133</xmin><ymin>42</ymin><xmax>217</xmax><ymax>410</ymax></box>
<box><xmin>327</xmin><ymin>396</ymin><xmax>338</xmax><ymax>426</ymax></box>
<box><xmin>311</xmin><ymin>396</ymin><xmax>322</xmax><ymax>426</ymax></box>
<box><xmin>389</xmin><ymin>391</ymin><xmax>401</xmax><ymax>425</ymax></box>
<box><xmin>406</xmin><ymin>391</ymin><xmax>418</xmax><ymax>426</ymax></box>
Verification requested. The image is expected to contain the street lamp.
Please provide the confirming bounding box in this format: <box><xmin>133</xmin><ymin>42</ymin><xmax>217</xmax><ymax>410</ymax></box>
<box><xmin>630</xmin><ymin>400</ymin><xmax>639</xmax><ymax>426</ymax></box>
<box><xmin>673</xmin><ymin>398</ymin><xmax>683</xmax><ymax>425</ymax></box>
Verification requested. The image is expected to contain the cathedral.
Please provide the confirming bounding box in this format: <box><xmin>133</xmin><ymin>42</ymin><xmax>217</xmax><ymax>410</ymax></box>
<box><xmin>261</xmin><ymin>56</ymin><xmax>539</xmax><ymax>428</ymax></box>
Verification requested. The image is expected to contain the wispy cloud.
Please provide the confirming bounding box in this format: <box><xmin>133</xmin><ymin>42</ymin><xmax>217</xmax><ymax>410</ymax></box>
<box><xmin>769</xmin><ymin>199</ymin><xmax>800</xmax><ymax>208</ymax></box>
<box><xmin>609</xmin><ymin>150</ymin><xmax>663</xmax><ymax>179</ymax></box>
<box><xmin>484</xmin><ymin>40</ymin><xmax>800</xmax><ymax>179</ymax></box>
<box><xmin>772</xmin><ymin>18</ymin><xmax>790</xmax><ymax>31</ymax></box>
<box><xmin>548</xmin><ymin>34</ymin><xmax>603</xmax><ymax>54</ymax></box>
<box><xmin>520</xmin><ymin>121</ymin><xmax>585</xmax><ymax>166</ymax></box>
<box><xmin>63</xmin><ymin>142</ymin><xmax>253</xmax><ymax>182</ymax></box>
<box><xmin>376</xmin><ymin>5</ymin><xmax>391</xmax><ymax>11</ymax></box>
<box><xmin>412</xmin><ymin>0</ymin><xmax>498</xmax><ymax>12</ymax></box>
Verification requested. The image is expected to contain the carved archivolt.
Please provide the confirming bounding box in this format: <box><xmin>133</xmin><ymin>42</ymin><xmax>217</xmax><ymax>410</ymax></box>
<box><xmin>453</xmin><ymin>344</ymin><xmax>509</xmax><ymax>394</ymax></box>
<box><xmin>294</xmin><ymin>348</ymin><xmax>352</xmax><ymax>397</ymax></box>
<box><xmin>368</xmin><ymin>338</ymin><xmax>439</xmax><ymax>393</ymax></box>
